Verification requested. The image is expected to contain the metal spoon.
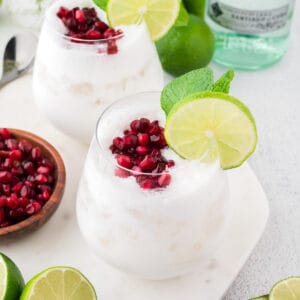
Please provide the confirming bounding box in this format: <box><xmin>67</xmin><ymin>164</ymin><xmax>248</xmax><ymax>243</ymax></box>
<box><xmin>0</xmin><ymin>33</ymin><xmax>37</xmax><ymax>88</ymax></box>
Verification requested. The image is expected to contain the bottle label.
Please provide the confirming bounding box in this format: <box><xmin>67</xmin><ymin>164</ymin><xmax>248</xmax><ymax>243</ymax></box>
<box><xmin>208</xmin><ymin>1</ymin><xmax>290</xmax><ymax>34</ymax></box>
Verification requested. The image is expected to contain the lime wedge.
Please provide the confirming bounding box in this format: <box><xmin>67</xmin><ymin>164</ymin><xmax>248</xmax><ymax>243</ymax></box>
<box><xmin>269</xmin><ymin>277</ymin><xmax>300</xmax><ymax>300</ymax></box>
<box><xmin>0</xmin><ymin>253</ymin><xmax>25</xmax><ymax>300</ymax></box>
<box><xmin>250</xmin><ymin>296</ymin><xmax>269</xmax><ymax>300</ymax></box>
<box><xmin>164</xmin><ymin>91</ymin><xmax>257</xmax><ymax>169</ymax></box>
<box><xmin>20</xmin><ymin>267</ymin><xmax>97</xmax><ymax>300</ymax></box>
<box><xmin>107</xmin><ymin>0</ymin><xmax>180</xmax><ymax>41</ymax></box>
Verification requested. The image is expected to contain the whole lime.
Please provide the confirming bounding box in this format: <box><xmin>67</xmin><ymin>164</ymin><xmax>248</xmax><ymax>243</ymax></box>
<box><xmin>183</xmin><ymin>0</ymin><xmax>206</xmax><ymax>18</ymax></box>
<box><xmin>156</xmin><ymin>15</ymin><xmax>214</xmax><ymax>77</ymax></box>
<box><xmin>0</xmin><ymin>253</ymin><xmax>25</xmax><ymax>300</ymax></box>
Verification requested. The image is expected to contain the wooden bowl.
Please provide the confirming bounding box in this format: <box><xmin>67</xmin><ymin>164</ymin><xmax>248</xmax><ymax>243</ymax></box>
<box><xmin>0</xmin><ymin>129</ymin><xmax>66</xmax><ymax>239</ymax></box>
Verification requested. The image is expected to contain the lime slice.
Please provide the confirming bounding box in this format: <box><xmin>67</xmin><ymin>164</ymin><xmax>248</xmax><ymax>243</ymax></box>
<box><xmin>164</xmin><ymin>91</ymin><xmax>257</xmax><ymax>169</ymax></box>
<box><xmin>107</xmin><ymin>0</ymin><xmax>180</xmax><ymax>41</ymax></box>
<box><xmin>20</xmin><ymin>267</ymin><xmax>97</xmax><ymax>300</ymax></box>
<box><xmin>0</xmin><ymin>253</ymin><xmax>25</xmax><ymax>300</ymax></box>
<box><xmin>250</xmin><ymin>296</ymin><xmax>269</xmax><ymax>300</ymax></box>
<box><xmin>269</xmin><ymin>277</ymin><xmax>300</xmax><ymax>300</ymax></box>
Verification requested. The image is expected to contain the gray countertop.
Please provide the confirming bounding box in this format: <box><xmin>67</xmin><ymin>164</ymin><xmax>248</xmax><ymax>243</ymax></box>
<box><xmin>223</xmin><ymin>2</ymin><xmax>300</xmax><ymax>299</ymax></box>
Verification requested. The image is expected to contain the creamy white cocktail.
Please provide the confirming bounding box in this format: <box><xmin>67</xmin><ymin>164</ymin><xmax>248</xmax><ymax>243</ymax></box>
<box><xmin>33</xmin><ymin>0</ymin><xmax>164</xmax><ymax>143</ymax></box>
<box><xmin>76</xmin><ymin>92</ymin><xmax>231</xmax><ymax>279</ymax></box>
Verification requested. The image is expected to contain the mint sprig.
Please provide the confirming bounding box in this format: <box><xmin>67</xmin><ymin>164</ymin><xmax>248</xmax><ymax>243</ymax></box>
<box><xmin>161</xmin><ymin>67</ymin><xmax>235</xmax><ymax>115</ymax></box>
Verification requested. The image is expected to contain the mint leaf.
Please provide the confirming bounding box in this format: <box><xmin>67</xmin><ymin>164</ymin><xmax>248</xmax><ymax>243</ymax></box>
<box><xmin>213</xmin><ymin>69</ymin><xmax>234</xmax><ymax>93</ymax></box>
<box><xmin>161</xmin><ymin>67</ymin><xmax>214</xmax><ymax>115</ymax></box>
<box><xmin>174</xmin><ymin>3</ymin><xmax>189</xmax><ymax>27</ymax></box>
<box><xmin>93</xmin><ymin>0</ymin><xmax>108</xmax><ymax>11</ymax></box>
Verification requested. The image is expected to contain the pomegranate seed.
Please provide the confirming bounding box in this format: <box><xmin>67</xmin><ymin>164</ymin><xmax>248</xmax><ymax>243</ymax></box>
<box><xmin>131</xmin><ymin>166</ymin><xmax>142</xmax><ymax>176</ymax></box>
<box><xmin>3</xmin><ymin>158</ymin><xmax>13</xmax><ymax>168</ymax></box>
<box><xmin>37</xmin><ymin>166</ymin><xmax>50</xmax><ymax>175</ymax></box>
<box><xmin>103</xmin><ymin>28</ymin><xmax>115</xmax><ymax>39</ymax></box>
<box><xmin>139</xmin><ymin>156</ymin><xmax>157</xmax><ymax>171</ymax></box>
<box><xmin>75</xmin><ymin>9</ymin><xmax>85</xmax><ymax>23</ymax></box>
<box><xmin>86</xmin><ymin>30</ymin><xmax>102</xmax><ymax>39</ymax></box>
<box><xmin>136</xmin><ymin>146</ymin><xmax>149</xmax><ymax>156</ymax></box>
<box><xmin>158</xmin><ymin>172</ymin><xmax>171</xmax><ymax>187</ymax></box>
<box><xmin>26</xmin><ymin>202</ymin><xmax>41</xmax><ymax>215</ymax></box>
<box><xmin>31</xmin><ymin>147</ymin><xmax>42</xmax><ymax>161</ymax></box>
<box><xmin>19</xmin><ymin>197</ymin><xmax>29</xmax><ymax>208</ymax></box>
<box><xmin>23</xmin><ymin>161</ymin><xmax>35</xmax><ymax>175</ymax></box>
<box><xmin>137</xmin><ymin>118</ymin><xmax>150</xmax><ymax>133</ymax></box>
<box><xmin>0</xmin><ymin>128</ymin><xmax>10</xmax><ymax>139</ymax></box>
<box><xmin>113</xmin><ymin>137</ymin><xmax>124</xmax><ymax>150</ymax></box>
<box><xmin>35</xmin><ymin>174</ymin><xmax>48</xmax><ymax>183</ymax></box>
<box><xmin>167</xmin><ymin>160</ymin><xmax>175</xmax><ymax>168</ymax></box>
<box><xmin>18</xmin><ymin>140</ymin><xmax>32</xmax><ymax>153</ymax></box>
<box><xmin>42</xmin><ymin>190</ymin><xmax>51</xmax><ymax>200</ymax></box>
<box><xmin>110</xmin><ymin>118</ymin><xmax>174</xmax><ymax>190</ymax></box>
<box><xmin>20</xmin><ymin>185</ymin><xmax>30</xmax><ymax>197</ymax></box>
<box><xmin>130</xmin><ymin>120</ymin><xmax>139</xmax><ymax>133</ymax></box>
<box><xmin>140</xmin><ymin>179</ymin><xmax>156</xmax><ymax>190</ymax></box>
<box><xmin>9</xmin><ymin>149</ymin><xmax>22</xmax><ymax>161</ymax></box>
<box><xmin>115</xmin><ymin>168</ymin><xmax>130</xmax><ymax>178</ymax></box>
<box><xmin>117</xmin><ymin>155</ymin><xmax>133</xmax><ymax>169</ymax></box>
<box><xmin>6</xmin><ymin>195</ymin><xmax>18</xmax><ymax>209</ymax></box>
<box><xmin>123</xmin><ymin>135</ymin><xmax>137</xmax><ymax>148</ymax></box>
<box><xmin>11</xmin><ymin>167</ymin><xmax>23</xmax><ymax>176</ymax></box>
<box><xmin>12</xmin><ymin>182</ymin><xmax>23</xmax><ymax>193</ymax></box>
<box><xmin>95</xmin><ymin>21</ymin><xmax>108</xmax><ymax>32</ymax></box>
<box><xmin>2</xmin><ymin>184</ymin><xmax>10</xmax><ymax>195</ymax></box>
<box><xmin>138</xmin><ymin>133</ymin><xmax>149</xmax><ymax>146</ymax></box>
<box><xmin>0</xmin><ymin>196</ymin><xmax>6</xmax><ymax>207</ymax></box>
<box><xmin>6</xmin><ymin>139</ymin><xmax>18</xmax><ymax>150</ymax></box>
<box><xmin>57</xmin><ymin>6</ymin><xmax>69</xmax><ymax>18</ymax></box>
<box><xmin>40</xmin><ymin>158</ymin><xmax>55</xmax><ymax>171</ymax></box>
<box><xmin>0</xmin><ymin>171</ymin><xmax>13</xmax><ymax>183</ymax></box>
<box><xmin>107</xmin><ymin>40</ymin><xmax>118</xmax><ymax>54</ymax></box>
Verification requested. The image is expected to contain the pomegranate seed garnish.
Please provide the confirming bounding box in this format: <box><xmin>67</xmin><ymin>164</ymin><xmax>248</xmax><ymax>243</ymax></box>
<box><xmin>86</xmin><ymin>30</ymin><xmax>102</xmax><ymax>39</ymax></box>
<box><xmin>113</xmin><ymin>137</ymin><xmax>124</xmax><ymax>150</ymax></box>
<box><xmin>123</xmin><ymin>135</ymin><xmax>138</xmax><ymax>148</ymax></box>
<box><xmin>138</xmin><ymin>133</ymin><xmax>150</xmax><ymax>146</ymax></box>
<box><xmin>136</xmin><ymin>146</ymin><xmax>149</xmax><ymax>156</ymax></box>
<box><xmin>75</xmin><ymin>9</ymin><xmax>86</xmax><ymax>23</ymax></box>
<box><xmin>109</xmin><ymin>119</ymin><xmax>174</xmax><ymax>190</ymax></box>
<box><xmin>140</xmin><ymin>179</ymin><xmax>156</xmax><ymax>190</ymax></box>
<box><xmin>137</xmin><ymin>118</ymin><xmax>150</xmax><ymax>133</ymax></box>
<box><xmin>130</xmin><ymin>120</ymin><xmax>139</xmax><ymax>133</ymax></box>
<box><xmin>167</xmin><ymin>160</ymin><xmax>175</xmax><ymax>168</ymax></box>
<box><xmin>115</xmin><ymin>168</ymin><xmax>130</xmax><ymax>178</ymax></box>
<box><xmin>95</xmin><ymin>21</ymin><xmax>108</xmax><ymax>32</ymax></box>
<box><xmin>117</xmin><ymin>155</ymin><xmax>133</xmax><ymax>169</ymax></box>
<box><xmin>158</xmin><ymin>172</ymin><xmax>171</xmax><ymax>187</ymax></box>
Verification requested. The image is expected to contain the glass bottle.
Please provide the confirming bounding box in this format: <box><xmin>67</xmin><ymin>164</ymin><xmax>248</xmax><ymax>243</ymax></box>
<box><xmin>206</xmin><ymin>0</ymin><xmax>295</xmax><ymax>70</ymax></box>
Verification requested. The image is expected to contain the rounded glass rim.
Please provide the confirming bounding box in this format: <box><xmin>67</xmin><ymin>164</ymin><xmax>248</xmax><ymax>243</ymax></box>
<box><xmin>95</xmin><ymin>91</ymin><xmax>178</xmax><ymax>177</ymax></box>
